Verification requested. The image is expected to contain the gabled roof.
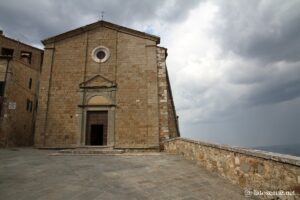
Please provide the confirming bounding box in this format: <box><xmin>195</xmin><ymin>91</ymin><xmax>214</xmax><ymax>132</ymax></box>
<box><xmin>42</xmin><ymin>20</ymin><xmax>160</xmax><ymax>45</ymax></box>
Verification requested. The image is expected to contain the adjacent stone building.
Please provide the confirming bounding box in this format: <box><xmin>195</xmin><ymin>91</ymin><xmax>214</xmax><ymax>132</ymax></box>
<box><xmin>0</xmin><ymin>32</ymin><xmax>43</xmax><ymax>147</ymax></box>
<box><xmin>35</xmin><ymin>21</ymin><xmax>179</xmax><ymax>150</ymax></box>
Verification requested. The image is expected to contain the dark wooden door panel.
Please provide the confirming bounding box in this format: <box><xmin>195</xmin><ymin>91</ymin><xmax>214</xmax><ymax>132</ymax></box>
<box><xmin>90</xmin><ymin>124</ymin><xmax>103</xmax><ymax>145</ymax></box>
<box><xmin>86</xmin><ymin>111</ymin><xmax>108</xmax><ymax>145</ymax></box>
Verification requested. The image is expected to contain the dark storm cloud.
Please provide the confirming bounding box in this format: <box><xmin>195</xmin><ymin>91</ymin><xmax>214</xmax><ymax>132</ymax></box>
<box><xmin>245</xmin><ymin>79</ymin><xmax>300</xmax><ymax>106</ymax></box>
<box><xmin>168</xmin><ymin>0</ymin><xmax>300</xmax><ymax>147</ymax></box>
<box><xmin>216</xmin><ymin>0</ymin><xmax>300</xmax><ymax>63</ymax></box>
<box><xmin>186</xmin><ymin>97</ymin><xmax>300</xmax><ymax>147</ymax></box>
<box><xmin>0</xmin><ymin>0</ymin><xmax>200</xmax><ymax>46</ymax></box>
<box><xmin>0</xmin><ymin>0</ymin><xmax>80</xmax><ymax>45</ymax></box>
<box><xmin>1</xmin><ymin>0</ymin><xmax>300</xmax><ymax>147</ymax></box>
<box><xmin>210</xmin><ymin>0</ymin><xmax>300</xmax><ymax>107</ymax></box>
<box><xmin>224</xmin><ymin>59</ymin><xmax>300</xmax><ymax>106</ymax></box>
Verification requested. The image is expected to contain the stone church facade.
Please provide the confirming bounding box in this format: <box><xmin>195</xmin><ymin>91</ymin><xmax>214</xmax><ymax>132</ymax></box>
<box><xmin>35</xmin><ymin>21</ymin><xmax>179</xmax><ymax>150</ymax></box>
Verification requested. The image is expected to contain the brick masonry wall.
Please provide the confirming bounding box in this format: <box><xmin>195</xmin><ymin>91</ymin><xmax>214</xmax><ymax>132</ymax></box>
<box><xmin>164</xmin><ymin>138</ymin><xmax>300</xmax><ymax>199</ymax></box>
<box><xmin>0</xmin><ymin>61</ymin><xmax>39</xmax><ymax>146</ymax></box>
<box><xmin>0</xmin><ymin>35</ymin><xmax>42</xmax><ymax>147</ymax></box>
<box><xmin>115</xmin><ymin>31</ymin><xmax>159</xmax><ymax>149</ymax></box>
<box><xmin>35</xmin><ymin>32</ymin><xmax>89</xmax><ymax>146</ymax></box>
<box><xmin>0</xmin><ymin>35</ymin><xmax>42</xmax><ymax>71</ymax></box>
<box><xmin>0</xmin><ymin>59</ymin><xmax>7</xmax><ymax>80</ymax></box>
<box><xmin>34</xmin><ymin>45</ymin><xmax>55</xmax><ymax>146</ymax></box>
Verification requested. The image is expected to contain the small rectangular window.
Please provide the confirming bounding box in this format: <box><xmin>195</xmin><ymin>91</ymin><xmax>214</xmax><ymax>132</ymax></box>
<box><xmin>1</xmin><ymin>48</ymin><xmax>14</xmax><ymax>57</ymax></box>
<box><xmin>0</xmin><ymin>81</ymin><xmax>4</xmax><ymax>96</ymax></box>
<box><xmin>26</xmin><ymin>99</ymin><xmax>30</xmax><ymax>111</ymax></box>
<box><xmin>29</xmin><ymin>101</ymin><xmax>32</xmax><ymax>112</ymax></box>
<box><xmin>35</xmin><ymin>100</ymin><xmax>38</xmax><ymax>111</ymax></box>
<box><xmin>20</xmin><ymin>51</ymin><xmax>32</xmax><ymax>64</ymax></box>
<box><xmin>28</xmin><ymin>78</ymin><xmax>32</xmax><ymax>89</ymax></box>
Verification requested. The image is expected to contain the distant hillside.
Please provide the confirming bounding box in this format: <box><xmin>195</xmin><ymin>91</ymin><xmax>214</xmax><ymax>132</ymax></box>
<box><xmin>254</xmin><ymin>144</ymin><xmax>300</xmax><ymax>157</ymax></box>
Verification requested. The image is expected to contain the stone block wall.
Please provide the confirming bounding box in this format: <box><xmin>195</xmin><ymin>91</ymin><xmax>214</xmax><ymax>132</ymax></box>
<box><xmin>35</xmin><ymin>23</ymin><xmax>161</xmax><ymax>149</ymax></box>
<box><xmin>164</xmin><ymin>138</ymin><xmax>300</xmax><ymax>199</ymax></box>
<box><xmin>166</xmin><ymin>68</ymin><xmax>179</xmax><ymax>139</ymax></box>
<box><xmin>157</xmin><ymin>47</ymin><xmax>169</xmax><ymax>148</ymax></box>
<box><xmin>157</xmin><ymin>47</ymin><xmax>180</xmax><ymax>148</ymax></box>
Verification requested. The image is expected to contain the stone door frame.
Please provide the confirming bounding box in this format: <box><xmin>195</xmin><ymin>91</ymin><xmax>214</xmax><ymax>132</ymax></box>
<box><xmin>81</xmin><ymin>106</ymin><xmax>115</xmax><ymax>147</ymax></box>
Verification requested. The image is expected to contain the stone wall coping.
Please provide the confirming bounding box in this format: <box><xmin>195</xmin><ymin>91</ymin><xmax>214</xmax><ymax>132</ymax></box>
<box><xmin>165</xmin><ymin>137</ymin><xmax>300</xmax><ymax>167</ymax></box>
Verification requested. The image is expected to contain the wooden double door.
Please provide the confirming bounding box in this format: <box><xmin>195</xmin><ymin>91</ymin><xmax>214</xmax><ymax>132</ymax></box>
<box><xmin>86</xmin><ymin>111</ymin><xmax>108</xmax><ymax>145</ymax></box>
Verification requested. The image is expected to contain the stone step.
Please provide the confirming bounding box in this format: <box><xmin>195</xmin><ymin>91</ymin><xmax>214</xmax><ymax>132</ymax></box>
<box><xmin>76</xmin><ymin>146</ymin><xmax>114</xmax><ymax>150</ymax></box>
<box><xmin>58</xmin><ymin>148</ymin><xmax>124</xmax><ymax>155</ymax></box>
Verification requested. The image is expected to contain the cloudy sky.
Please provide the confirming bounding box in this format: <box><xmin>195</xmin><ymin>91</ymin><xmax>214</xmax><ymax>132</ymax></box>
<box><xmin>1</xmin><ymin>0</ymin><xmax>300</xmax><ymax>147</ymax></box>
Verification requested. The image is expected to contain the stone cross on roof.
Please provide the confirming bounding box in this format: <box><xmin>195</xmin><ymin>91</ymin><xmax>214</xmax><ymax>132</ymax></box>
<box><xmin>101</xmin><ymin>11</ymin><xmax>104</xmax><ymax>20</ymax></box>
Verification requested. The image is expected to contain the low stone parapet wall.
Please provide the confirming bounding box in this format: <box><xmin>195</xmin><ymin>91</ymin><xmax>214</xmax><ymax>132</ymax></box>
<box><xmin>164</xmin><ymin>137</ymin><xmax>300</xmax><ymax>199</ymax></box>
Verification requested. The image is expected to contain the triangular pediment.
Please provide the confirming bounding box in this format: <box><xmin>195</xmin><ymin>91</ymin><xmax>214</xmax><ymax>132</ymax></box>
<box><xmin>79</xmin><ymin>74</ymin><xmax>115</xmax><ymax>88</ymax></box>
<box><xmin>42</xmin><ymin>20</ymin><xmax>160</xmax><ymax>45</ymax></box>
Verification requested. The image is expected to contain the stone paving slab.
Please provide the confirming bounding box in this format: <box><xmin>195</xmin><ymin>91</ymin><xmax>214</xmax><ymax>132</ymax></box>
<box><xmin>0</xmin><ymin>148</ymin><xmax>249</xmax><ymax>200</ymax></box>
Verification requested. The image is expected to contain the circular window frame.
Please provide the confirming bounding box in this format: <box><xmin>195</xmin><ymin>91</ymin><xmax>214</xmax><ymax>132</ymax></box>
<box><xmin>91</xmin><ymin>46</ymin><xmax>110</xmax><ymax>63</ymax></box>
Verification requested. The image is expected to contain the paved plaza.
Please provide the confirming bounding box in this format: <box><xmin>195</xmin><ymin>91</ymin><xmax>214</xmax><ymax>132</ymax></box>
<box><xmin>0</xmin><ymin>148</ymin><xmax>248</xmax><ymax>200</ymax></box>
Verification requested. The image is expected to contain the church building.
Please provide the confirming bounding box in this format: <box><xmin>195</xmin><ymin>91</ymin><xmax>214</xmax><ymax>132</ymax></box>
<box><xmin>34</xmin><ymin>21</ymin><xmax>179</xmax><ymax>150</ymax></box>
